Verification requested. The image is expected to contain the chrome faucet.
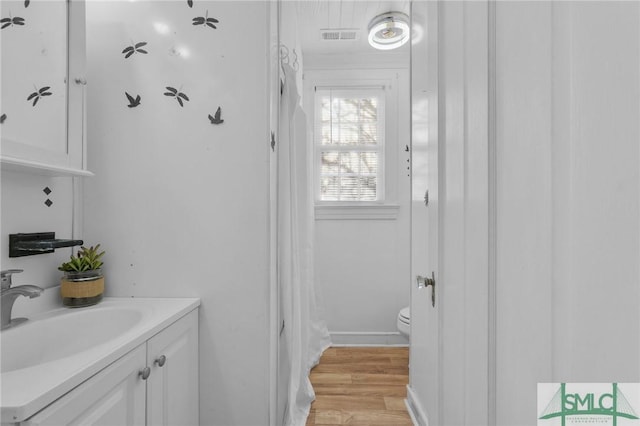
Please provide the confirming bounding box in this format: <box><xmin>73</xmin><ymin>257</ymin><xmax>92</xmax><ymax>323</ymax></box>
<box><xmin>1</xmin><ymin>269</ymin><xmax>44</xmax><ymax>330</ymax></box>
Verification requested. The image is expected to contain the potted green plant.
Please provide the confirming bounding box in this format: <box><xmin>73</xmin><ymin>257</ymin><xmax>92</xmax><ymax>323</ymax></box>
<box><xmin>58</xmin><ymin>244</ymin><xmax>105</xmax><ymax>307</ymax></box>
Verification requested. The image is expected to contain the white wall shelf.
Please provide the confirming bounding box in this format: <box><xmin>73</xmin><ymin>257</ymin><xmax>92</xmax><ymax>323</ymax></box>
<box><xmin>0</xmin><ymin>156</ymin><xmax>94</xmax><ymax>178</ymax></box>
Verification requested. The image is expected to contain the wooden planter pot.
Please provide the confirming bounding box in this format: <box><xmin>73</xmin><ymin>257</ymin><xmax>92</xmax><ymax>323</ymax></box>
<box><xmin>61</xmin><ymin>269</ymin><xmax>104</xmax><ymax>307</ymax></box>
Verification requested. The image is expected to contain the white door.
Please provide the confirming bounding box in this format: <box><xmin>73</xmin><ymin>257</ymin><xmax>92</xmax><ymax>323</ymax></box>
<box><xmin>408</xmin><ymin>2</ymin><xmax>440</xmax><ymax>425</ymax></box>
<box><xmin>409</xmin><ymin>2</ymin><xmax>490</xmax><ymax>425</ymax></box>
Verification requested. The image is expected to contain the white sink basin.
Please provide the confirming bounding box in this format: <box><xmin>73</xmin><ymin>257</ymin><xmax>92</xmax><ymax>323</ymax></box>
<box><xmin>0</xmin><ymin>297</ymin><xmax>200</xmax><ymax>423</ymax></box>
<box><xmin>1</xmin><ymin>305</ymin><xmax>146</xmax><ymax>373</ymax></box>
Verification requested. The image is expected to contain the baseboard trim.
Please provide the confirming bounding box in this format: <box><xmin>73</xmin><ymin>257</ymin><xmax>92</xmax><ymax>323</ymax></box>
<box><xmin>405</xmin><ymin>398</ymin><xmax>419</xmax><ymax>426</ymax></box>
<box><xmin>329</xmin><ymin>331</ymin><xmax>409</xmax><ymax>346</ymax></box>
<box><xmin>406</xmin><ymin>385</ymin><xmax>429</xmax><ymax>426</ymax></box>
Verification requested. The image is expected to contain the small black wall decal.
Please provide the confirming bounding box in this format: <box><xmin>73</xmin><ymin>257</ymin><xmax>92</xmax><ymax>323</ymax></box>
<box><xmin>192</xmin><ymin>11</ymin><xmax>218</xmax><ymax>29</ymax></box>
<box><xmin>43</xmin><ymin>187</ymin><xmax>52</xmax><ymax>206</ymax></box>
<box><xmin>208</xmin><ymin>107</ymin><xmax>223</xmax><ymax>124</ymax></box>
<box><xmin>122</xmin><ymin>42</ymin><xmax>148</xmax><ymax>58</ymax></box>
<box><xmin>187</xmin><ymin>0</ymin><xmax>193</xmax><ymax>7</ymax></box>
<box><xmin>125</xmin><ymin>92</ymin><xmax>141</xmax><ymax>108</ymax></box>
<box><xmin>164</xmin><ymin>86</ymin><xmax>189</xmax><ymax>107</ymax></box>
<box><xmin>0</xmin><ymin>114</ymin><xmax>6</xmax><ymax>124</ymax></box>
<box><xmin>27</xmin><ymin>86</ymin><xmax>52</xmax><ymax>106</ymax></box>
<box><xmin>1</xmin><ymin>16</ymin><xmax>25</xmax><ymax>29</ymax></box>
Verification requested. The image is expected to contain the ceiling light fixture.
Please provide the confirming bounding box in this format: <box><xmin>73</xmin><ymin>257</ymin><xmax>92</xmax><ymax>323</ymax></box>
<box><xmin>367</xmin><ymin>12</ymin><xmax>410</xmax><ymax>51</ymax></box>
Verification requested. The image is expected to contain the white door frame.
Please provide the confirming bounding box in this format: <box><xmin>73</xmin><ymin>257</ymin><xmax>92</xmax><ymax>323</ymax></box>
<box><xmin>487</xmin><ymin>2</ymin><xmax>497</xmax><ymax>423</ymax></box>
<box><xmin>269</xmin><ymin>2</ymin><xmax>280</xmax><ymax>425</ymax></box>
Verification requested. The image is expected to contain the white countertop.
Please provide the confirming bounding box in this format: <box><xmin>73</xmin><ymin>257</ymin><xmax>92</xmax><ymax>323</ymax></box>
<box><xmin>1</xmin><ymin>297</ymin><xmax>200</xmax><ymax>423</ymax></box>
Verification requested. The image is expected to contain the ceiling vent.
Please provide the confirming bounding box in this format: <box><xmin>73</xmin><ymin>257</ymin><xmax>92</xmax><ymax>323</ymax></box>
<box><xmin>320</xmin><ymin>29</ymin><xmax>359</xmax><ymax>41</ymax></box>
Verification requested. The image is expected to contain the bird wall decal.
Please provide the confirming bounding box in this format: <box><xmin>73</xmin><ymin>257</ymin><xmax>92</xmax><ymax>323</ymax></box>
<box><xmin>125</xmin><ymin>92</ymin><xmax>141</xmax><ymax>108</ymax></box>
<box><xmin>208</xmin><ymin>107</ymin><xmax>224</xmax><ymax>124</ymax></box>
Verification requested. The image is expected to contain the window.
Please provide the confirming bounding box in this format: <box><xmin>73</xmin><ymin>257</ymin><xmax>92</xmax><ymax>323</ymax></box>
<box><xmin>314</xmin><ymin>88</ymin><xmax>385</xmax><ymax>203</ymax></box>
<box><xmin>305</xmin><ymin>70</ymin><xmax>404</xmax><ymax>220</ymax></box>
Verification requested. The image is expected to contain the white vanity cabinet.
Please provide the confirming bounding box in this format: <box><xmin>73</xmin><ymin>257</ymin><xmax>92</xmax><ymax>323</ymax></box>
<box><xmin>21</xmin><ymin>310</ymin><xmax>199</xmax><ymax>426</ymax></box>
<box><xmin>0</xmin><ymin>0</ymin><xmax>91</xmax><ymax>176</ymax></box>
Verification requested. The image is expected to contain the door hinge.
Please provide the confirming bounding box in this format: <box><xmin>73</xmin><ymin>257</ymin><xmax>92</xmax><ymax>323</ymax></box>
<box><xmin>424</xmin><ymin>190</ymin><xmax>429</xmax><ymax>206</ymax></box>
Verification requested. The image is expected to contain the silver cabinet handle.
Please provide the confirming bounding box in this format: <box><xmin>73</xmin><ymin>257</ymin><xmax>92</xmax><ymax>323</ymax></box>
<box><xmin>139</xmin><ymin>366</ymin><xmax>151</xmax><ymax>380</ymax></box>
<box><xmin>155</xmin><ymin>355</ymin><xmax>167</xmax><ymax>367</ymax></box>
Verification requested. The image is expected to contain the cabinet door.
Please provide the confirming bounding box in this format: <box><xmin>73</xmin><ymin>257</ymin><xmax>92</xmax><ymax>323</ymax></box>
<box><xmin>23</xmin><ymin>345</ymin><xmax>146</xmax><ymax>426</ymax></box>
<box><xmin>0</xmin><ymin>0</ymin><xmax>88</xmax><ymax>176</ymax></box>
<box><xmin>147</xmin><ymin>309</ymin><xmax>199</xmax><ymax>426</ymax></box>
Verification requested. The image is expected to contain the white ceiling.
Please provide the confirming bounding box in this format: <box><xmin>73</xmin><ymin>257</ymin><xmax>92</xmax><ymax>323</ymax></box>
<box><xmin>285</xmin><ymin>0</ymin><xmax>411</xmax><ymax>58</ymax></box>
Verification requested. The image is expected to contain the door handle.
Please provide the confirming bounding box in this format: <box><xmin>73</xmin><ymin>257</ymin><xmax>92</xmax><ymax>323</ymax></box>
<box><xmin>416</xmin><ymin>272</ymin><xmax>436</xmax><ymax>307</ymax></box>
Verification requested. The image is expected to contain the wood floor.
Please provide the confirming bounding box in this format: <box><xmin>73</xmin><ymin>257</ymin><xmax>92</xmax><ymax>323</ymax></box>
<box><xmin>306</xmin><ymin>347</ymin><xmax>412</xmax><ymax>426</ymax></box>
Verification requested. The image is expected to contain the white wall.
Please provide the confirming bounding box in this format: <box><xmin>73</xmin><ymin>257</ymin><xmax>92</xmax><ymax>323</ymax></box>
<box><xmin>495</xmin><ymin>3</ymin><xmax>554</xmax><ymax>421</ymax></box>
<box><xmin>84</xmin><ymin>2</ymin><xmax>271</xmax><ymax>425</ymax></box>
<box><xmin>314</xmin><ymin>214</ymin><xmax>410</xmax><ymax>344</ymax></box>
<box><xmin>304</xmin><ymin>64</ymin><xmax>411</xmax><ymax>345</ymax></box>
<box><xmin>495</xmin><ymin>2</ymin><xmax>640</xmax><ymax>424</ymax></box>
<box><xmin>549</xmin><ymin>1</ymin><xmax>639</xmax><ymax>382</ymax></box>
<box><xmin>0</xmin><ymin>172</ymin><xmax>75</xmax><ymax>292</ymax></box>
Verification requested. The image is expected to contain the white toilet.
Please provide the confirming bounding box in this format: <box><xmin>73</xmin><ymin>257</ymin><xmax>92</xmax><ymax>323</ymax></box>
<box><xmin>397</xmin><ymin>306</ymin><xmax>410</xmax><ymax>339</ymax></box>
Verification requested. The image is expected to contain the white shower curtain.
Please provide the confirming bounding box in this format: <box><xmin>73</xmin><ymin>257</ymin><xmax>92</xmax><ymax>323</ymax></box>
<box><xmin>278</xmin><ymin>62</ymin><xmax>331</xmax><ymax>426</ymax></box>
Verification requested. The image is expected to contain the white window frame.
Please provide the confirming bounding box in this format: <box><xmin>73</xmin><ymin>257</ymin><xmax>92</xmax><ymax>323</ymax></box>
<box><xmin>304</xmin><ymin>70</ymin><xmax>402</xmax><ymax>220</ymax></box>
<box><xmin>314</xmin><ymin>87</ymin><xmax>386</xmax><ymax>204</ymax></box>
